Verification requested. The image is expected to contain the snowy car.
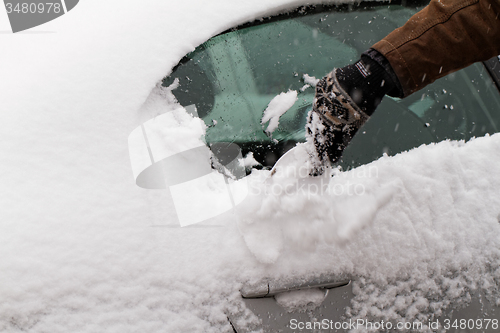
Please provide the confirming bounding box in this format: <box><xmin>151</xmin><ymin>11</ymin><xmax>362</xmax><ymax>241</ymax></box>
<box><xmin>5</xmin><ymin>0</ymin><xmax>500</xmax><ymax>331</ymax></box>
<box><xmin>157</xmin><ymin>0</ymin><xmax>500</xmax><ymax>332</ymax></box>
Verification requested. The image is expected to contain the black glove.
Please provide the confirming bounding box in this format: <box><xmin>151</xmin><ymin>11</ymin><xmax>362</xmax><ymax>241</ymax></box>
<box><xmin>307</xmin><ymin>49</ymin><xmax>402</xmax><ymax>166</ymax></box>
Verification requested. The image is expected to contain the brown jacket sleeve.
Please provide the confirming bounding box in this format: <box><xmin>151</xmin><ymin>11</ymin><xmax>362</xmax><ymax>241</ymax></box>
<box><xmin>372</xmin><ymin>0</ymin><xmax>500</xmax><ymax>97</ymax></box>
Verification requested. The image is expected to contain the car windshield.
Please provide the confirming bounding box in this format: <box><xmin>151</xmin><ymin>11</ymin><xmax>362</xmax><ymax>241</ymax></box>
<box><xmin>163</xmin><ymin>0</ymin><xmax>500</xmax><ymax>169</ymax></box>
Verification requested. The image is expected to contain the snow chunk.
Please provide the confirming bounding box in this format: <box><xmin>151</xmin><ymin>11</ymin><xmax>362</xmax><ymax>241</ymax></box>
<box><xmin>303</xmin><ymin>73</ymin><xmax>320</xmax><ymax>86</ymax></box>
<box><xmin>261</xmin><ymin>90</ymin><xmax>298</xmax><ymax>134</ymax></box>
<box><xmin>300</xmin><ymin>84</ymin><xmax>311</xmax><ymax>92</ymax></box>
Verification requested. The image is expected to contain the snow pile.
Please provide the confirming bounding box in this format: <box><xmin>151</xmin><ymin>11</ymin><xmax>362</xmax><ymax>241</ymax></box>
<box><xmin>236</xmin><ymin>134</ymin><xmax>500</xmax><ymax>326</ymax></box>
<box><xmin>237</xmin><ymin>143</ymin><xmax>398</xmax><ymax>263</ymax></box>
<box><xmin>261</xmin><ymin>90</ymin><xmax>298</xmax><ymax>134</ymax></box>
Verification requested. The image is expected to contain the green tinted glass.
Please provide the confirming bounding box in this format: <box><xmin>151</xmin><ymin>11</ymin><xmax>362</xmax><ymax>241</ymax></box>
<box><xmin>163</xmin><ymin>1</ymin><xmax>500</xmax><ymax>168</ymax></box>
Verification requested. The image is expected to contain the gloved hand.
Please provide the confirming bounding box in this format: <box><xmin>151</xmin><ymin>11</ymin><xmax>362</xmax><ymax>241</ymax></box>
<box><xmin>306</xmin><ymin>68</ymin><xmax>370</xmax><ymax>166</ymax></box>
<box><xmin>306</xmin><ymin>49</ymin><xmax>401</xmax><ymax>166</ymax></box>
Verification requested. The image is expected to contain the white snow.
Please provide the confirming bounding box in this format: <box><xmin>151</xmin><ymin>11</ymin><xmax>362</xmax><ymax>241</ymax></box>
<box><xmin>304</xmin><ymin>73</ymin><xmax>321</xmax><ymax>86</ymax></box>
<box><xmin>275</xmin><ymin>288</ymin><xmax>327</xmax><ymax>312</ymax></box>
<box><xmin>300</xmin><ymin>74</ymin><xmax>320</xmax><ymax>91</ymax></box>
<box><xmin>2</xmin><ymin>0</ymin><xmax>500</xmax><ymax>332</ymax></box>
<box><xmin>240</xmin><ymin>152</ymin><xmax>261</xmax><ymax>168</ymax></box>
<box><xmin>261</xmin><ymin>90</ymin><xmax>299</xmax><ymax>135</ymax></box>
<box><xmin>300</xmin><ymin>83</ymin><xmax>311</xmax><ymax>91</ymax></box>
<box><xmin>237</xmin><ymin>135</ymin><xmax>500</xmax><ymax>326</ymax></box>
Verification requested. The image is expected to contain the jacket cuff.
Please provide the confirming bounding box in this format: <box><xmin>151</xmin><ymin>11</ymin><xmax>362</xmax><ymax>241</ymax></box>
<box><xmin>362</xmin><ymin>47</ymin><xmax>405</xmax><ymax>98</ymax></box>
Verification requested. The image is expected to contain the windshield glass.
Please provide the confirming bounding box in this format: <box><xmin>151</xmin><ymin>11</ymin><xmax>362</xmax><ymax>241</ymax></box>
<box><xmin>163</xmin><ymin>1</ymin><xmax>500</xmax><ymax>168</ymax></box>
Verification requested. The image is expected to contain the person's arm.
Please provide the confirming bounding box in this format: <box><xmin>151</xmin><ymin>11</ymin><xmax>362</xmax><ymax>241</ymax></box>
<box><xmin>308</xmin><ymin>0</ymin><xmax>500</xmax><ymax>166</ymax></box>
<box><xmin>373</xmin><ymin>0</ymin><xmax>500</xmax><ymax>97</ymax></box>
